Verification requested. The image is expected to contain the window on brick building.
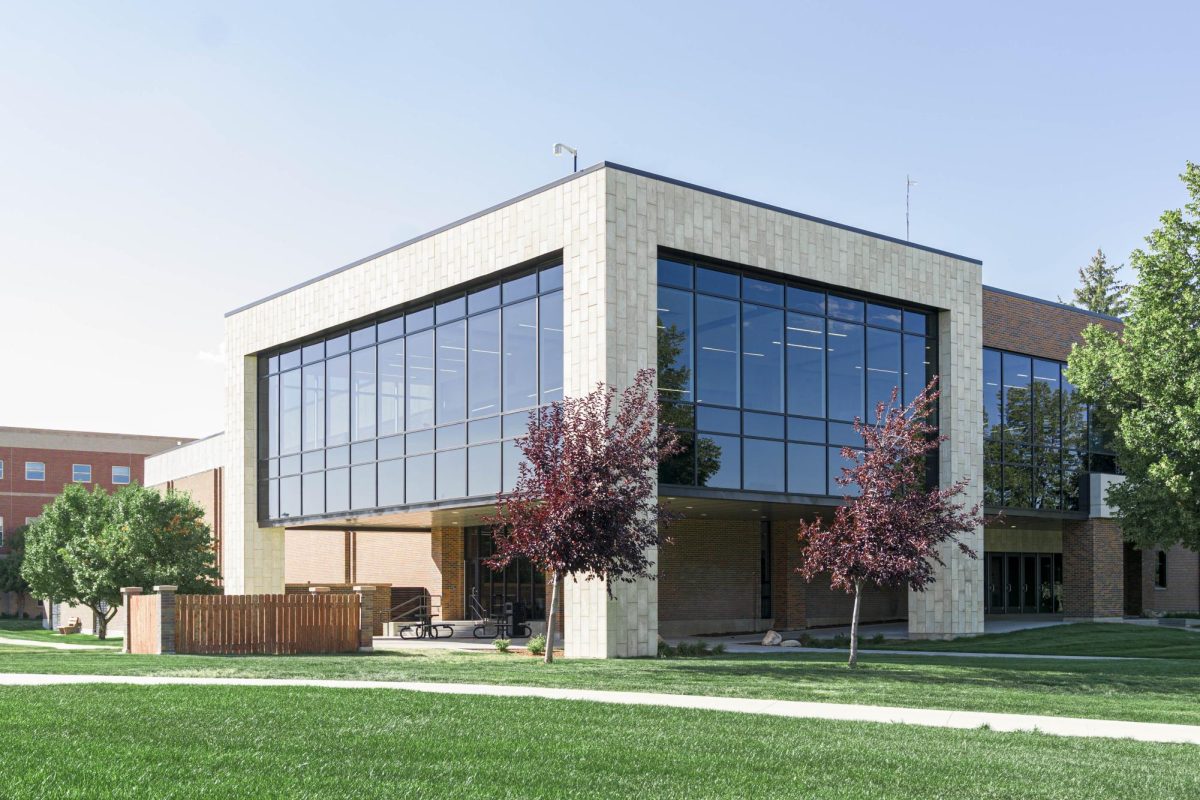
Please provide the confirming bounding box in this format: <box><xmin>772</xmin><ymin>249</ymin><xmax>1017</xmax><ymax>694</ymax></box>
<box><xmin>112</xmin><ymin>465</ymin><xmax>131</xmax><ymax>485</ymax></box>
<box><xmin>0</xmin><ymin>459</ymin><xmax>5</xmax><ymax>479</ymax></box>
<box><xmin>1155</xmin><ymin>551</ymin><xmax>1168</xmax><ymax>589</ymax></box>
<box><xmin>72</xmin><ymin>464</ymin><xmax>92</xmax><ymax>483</ymax></box>
<box><xmin>25</xmin><ymin>462</ymin><xmax>45</xmax><ymax>481</ymax></box>
<box><xmin>0</xmin><ymin>516</ymin><xmax>5</xmax><ymax>546</ymax></box>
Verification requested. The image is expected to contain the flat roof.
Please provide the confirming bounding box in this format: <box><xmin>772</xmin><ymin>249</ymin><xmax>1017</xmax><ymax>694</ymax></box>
<box><xmin>226</xmin><ymin>161</ymin><xmax>983</xmax><ymax>318</ymax></box>
<box><xmin>983</xmin><ymin>284</ymin><xmax>1123</xmax><ymax>323</ymax></box>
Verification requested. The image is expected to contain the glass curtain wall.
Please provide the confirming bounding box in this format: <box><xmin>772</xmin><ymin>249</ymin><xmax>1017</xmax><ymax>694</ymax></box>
<box><xmin>656</xmin><ymin>255</ymin><xmax>938</xmax><ymax>497</ymax></box>
<box><xmin>258</xmin><ymin>262</ymin><xmax>563</xmax><ymax>522</ymax></box>
<box><xmin>982</xmin><ymin>346</ymin><xmax>1116</xmax><ymax>511</ymax></box>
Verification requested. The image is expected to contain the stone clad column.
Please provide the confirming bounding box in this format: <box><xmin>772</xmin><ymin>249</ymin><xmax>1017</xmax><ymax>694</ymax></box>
<box><xmin>154</xmin><ymin>585</ymin><xmax>177</xmax><ymax>655</ymax></box>
<box><xmin>353</xmin><ymin>585</ymin><xmax>375</xmax><ymax>652</ymax></box>
<box><xmin>120</xmin><ymin>587</ymin><xmax>142</xmax><ymax>654</ymax></box>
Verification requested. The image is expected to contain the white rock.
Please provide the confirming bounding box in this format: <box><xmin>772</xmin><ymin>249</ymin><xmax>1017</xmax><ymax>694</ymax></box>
<box><xmin>761</xmin><ymin>630</ymin><xmax>783</xmax><ymax>646</ymax></box>
<box><xmin>779</xmin><ymin>639</ymin><xmax>801</xmax><ymax>647</ymax></box>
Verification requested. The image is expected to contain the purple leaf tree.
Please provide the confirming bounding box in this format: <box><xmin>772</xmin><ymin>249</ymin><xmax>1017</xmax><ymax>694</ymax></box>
<box><xmin>485</xmin><ymin>368</ymin><xmax>682</xmax><ymax>663</ymax></box>
<box><xmin>797</xmin><ymin>378</ymin><xmax>983</xmax><ymax>667</ymax></box>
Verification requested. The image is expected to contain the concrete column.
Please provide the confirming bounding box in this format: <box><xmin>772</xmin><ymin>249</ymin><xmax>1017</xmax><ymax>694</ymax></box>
<box><xmin>353</xmin><ymin>585</ymin><xmax>375</xmax><ymax>652</ymax></box>
<box><xmin>120</xmin><ymin>587</ymin><xmax>142</xmax><ymax>654</ymax></box>
<box><xmin>154</xmin><ymin>585</ymin><xmax>177</xmax><ymax>655</ymax></box>
<box><xmin>907</xmin><ymin>304</ymin><xmax>985</xmax><ymax>639</ymax></box>
<box><xmin>1063</xmin><ymin>519</ymin><xmax>1125</xmax><ymax>621</ymax></box>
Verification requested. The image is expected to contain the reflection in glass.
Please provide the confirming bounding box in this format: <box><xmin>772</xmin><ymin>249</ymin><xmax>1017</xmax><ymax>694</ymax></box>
<box><xmin>786</xmin><ymin>313</ymin><xmax>824</xmax><ymax>418</ymax></box>
<box><xmin>827</xmin><ymin>321</ymin><xmax>864</xmax><ymax>421</ymax></box>
<box><xmin>787</xmin><ymin>443</ymin><xmax>826</xmax><ymax>494</ymax></box>
<box><xmin>468</xmin><ymin>310</ymin><xmax>501</xmax><ymax>418</ymax></box>
<box><xmin>351</xmin><ymin>347</ymin><xmax>376</xmax><ymax>441</ymax></box>
<box><xmin>540</xmin><ymin>291</ymin><xmax>563</xmax><ymax>403</ymax></box>
<box><xmin>503</xmin><ymin>299</ymin><xmax>537</xmax><ymax>410</ymax></box>
<box><xmin>696</xmin><ymin>295</ymin><xmax>739</xmax><ymax>407</ymax></box>
<box><xmin>742</xmin><ymin>304</ymin><xmax>784</xmax><ymax>412</ymax></box>
<box><xmin>281</xmin><ymin>369</ymin><xmax>301</xmax><ymax>454</ymax></box>
<box><xmin>657</xmin><ymin>287</ymin><xmax>693</xmax><ymax>402</ymax></box>
<box><xmin>406</xmin><ymin>453</ymin><xmax>434</xmax><ymax>503</ymax></box>
<box><xmin>468</xmin><ymin>443</ymin><xmax>501</xmax><ymax>496</ymax></box>
<box><xmin>866</xmin><ymin>327</ymin><xmax>901</xmax><ymax>414</ymax></box>
<box><xmin>436</xmin><ymin>449</ymin><xmax>466</xmax><ymax>500</ymax></box>
<box><xmin>697</xmin><ymin>434</ymin><xmax>739</xmax><ymax>489</ymax></box>
<box><xmin>436</xmin><ymin>320</ymin><xmax>466</xmax><ymax>424</ymax></box>
<box><xmin>327</xmin><ymin>355</ymin><xmax>350</xmax><ymax>447</ymax></box>
<box><xmin>378</xmin><ymin>339</ymin><xmax>404</xmax><ymax>437</ymax></box>
<box><xmin>407</xmin><ymin>330</ymin><xmax>435</xmax><ymax>430</ymax></box>
<box><xmin>378</xmin><ymin>458</ymin><xmax>404</xmax><ymax>506</ymax></box>
<box><xmin>743</xmin><ymin>438</ymin><xmax>784</xmax><ymax>492</ymax></box>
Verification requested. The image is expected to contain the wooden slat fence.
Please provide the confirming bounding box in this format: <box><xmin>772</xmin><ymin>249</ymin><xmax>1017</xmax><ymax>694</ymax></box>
<box><xmin>174</xmin><ymin>594</ymin><xmax>360</xmax><ymax>655</ymax></box>
<box><xmin>127</xmin><ymin>594</ymin><xmax>161</xmax><ymax>655</ymax></box>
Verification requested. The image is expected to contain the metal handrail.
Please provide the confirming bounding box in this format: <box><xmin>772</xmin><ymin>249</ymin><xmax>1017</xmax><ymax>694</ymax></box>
<box><xmin>390</xmin><ymin>593</ymin><xmax>442</xmax><ymax>622</ymax></box>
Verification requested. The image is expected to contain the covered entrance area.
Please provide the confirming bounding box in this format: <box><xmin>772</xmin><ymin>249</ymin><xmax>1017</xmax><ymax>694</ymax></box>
<box><xmin>985</xmin><ymin>552</ymin><xmax>1063</xmax><ymax>614</ymax></box>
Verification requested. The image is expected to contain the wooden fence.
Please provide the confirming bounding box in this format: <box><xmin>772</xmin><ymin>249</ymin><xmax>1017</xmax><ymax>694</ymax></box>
<box><xmin>127</xmin><ymin>594</ymin><xmax>162</xmax><ymax>655</ymax></box>
<box><xmin>174</xmin><ymin>593</ymin><xmax>361</xmax><ymax>655</ymax></box>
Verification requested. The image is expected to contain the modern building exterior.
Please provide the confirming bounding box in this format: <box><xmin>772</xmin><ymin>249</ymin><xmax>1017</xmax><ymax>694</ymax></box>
<box><xmin>146</xmin><ymin>162</ymin><xmax>1198</xmax><ymax>657</ymax></box>
<box><xmin>0</xmin><ymin>427</ymin><xmax>190</xmax><ymax>621</ymax></box>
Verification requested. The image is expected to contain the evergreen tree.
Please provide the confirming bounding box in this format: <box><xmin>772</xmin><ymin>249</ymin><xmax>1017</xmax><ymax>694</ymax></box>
<box><xmin>1061</xmin><ymin>248</ymin><xmax>1130</xmax><ymax>318</ymax></box>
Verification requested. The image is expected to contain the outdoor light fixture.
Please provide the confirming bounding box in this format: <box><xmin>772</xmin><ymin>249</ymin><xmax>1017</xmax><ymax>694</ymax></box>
<box><xmin>552</xmin><ymin>142</ymin><xmax>577</xmax><ymax>173</ymax></box>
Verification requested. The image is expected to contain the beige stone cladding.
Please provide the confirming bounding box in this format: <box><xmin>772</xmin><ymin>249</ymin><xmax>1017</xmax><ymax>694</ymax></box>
<box><xmin>605</xmin><ymin>167</ymin><xmax>983</xmax><ymax>639</ymax></box>
<box><xmin>221</xmin><ymin>163</ymin><xmax>983</xmax><ymax>653</ymax></box>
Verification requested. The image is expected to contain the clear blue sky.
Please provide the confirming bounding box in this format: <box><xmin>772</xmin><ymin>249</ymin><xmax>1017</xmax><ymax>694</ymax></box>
<box><xmin>2</xmin><ymin>2</ymin><xmax>1195</xmax><ymax>437</ymax></box>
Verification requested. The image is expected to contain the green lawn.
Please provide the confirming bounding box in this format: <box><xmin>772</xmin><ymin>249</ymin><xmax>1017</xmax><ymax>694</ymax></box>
<box><xmin>878</xmin><ymin>622</ymin><xmax>1200</xmax><ymax>659</ymax></box>
<box><xmin>0</xmin><ymin>619</ymin><xmax>120</xmax><ymax>647</ymax></box>
<box><xmin>3</xmin><ymin>640</ymin><xmax>1200</xmax><ymax>726</ymax></box>
<box><xmin>1</xmin><ymin>684</ymin><xmax>1197</xmax><ymax>799</ymax></box>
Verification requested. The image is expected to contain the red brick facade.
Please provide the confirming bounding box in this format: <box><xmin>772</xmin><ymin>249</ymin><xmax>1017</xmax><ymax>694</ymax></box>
<box><xmin>1062</xmin><ymin>518</ymin><xmax>1125</xmax><ymax>619</ymax></box>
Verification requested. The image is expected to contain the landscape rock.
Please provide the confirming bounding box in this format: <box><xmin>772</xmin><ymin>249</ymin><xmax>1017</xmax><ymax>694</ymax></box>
<box><xmin>779</xmin><ymin>639</ymin><xmax>801</xmax><ymax>647</ymax></box>
<box><xmin>761</xmin><ymin>630</ymin><xmax>782</xmax><ymax>646</ymax></box>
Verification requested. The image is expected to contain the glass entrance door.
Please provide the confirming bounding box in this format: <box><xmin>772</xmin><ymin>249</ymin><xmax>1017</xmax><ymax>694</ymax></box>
<box><xmin>464</xmin><ymin>527</ymin><xmax>546</xmax><ymax>620</ymax></box>
<box><xmin>985</xmin><ymin>551</ymin><xmax>1062</xmax><ymax>614</ymax></box>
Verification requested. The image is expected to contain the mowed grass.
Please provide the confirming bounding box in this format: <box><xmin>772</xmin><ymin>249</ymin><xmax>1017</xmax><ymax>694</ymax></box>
<box><xmin>880</xmin><ymin>622</ymin><xmax>1200</xmax><ymax>659</ymax></box>
<box><xmin>1</xmin><ymin>684</ymin><xmax>1197</xmax><ymax>799</ymax></box>
<box><xmin>3</xmin><ymin>640</ymin><xmax>1200</xmax><ymax>726</ymax></box>
<box><xmin>0</xmin><ymin>619</ymin><xmax>120</xmax><ymax>647</ymax></box>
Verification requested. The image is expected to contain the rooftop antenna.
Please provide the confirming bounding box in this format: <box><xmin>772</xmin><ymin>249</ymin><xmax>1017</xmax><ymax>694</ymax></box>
<box><xmin>553</xmin><ymin>143</ymin><xmax>578</xmax><ymax>173</ymax></box>
<box><xmin>906</xmin><ymin>175</ymin><xmax>918</xmax><ymax>240</ymax></box>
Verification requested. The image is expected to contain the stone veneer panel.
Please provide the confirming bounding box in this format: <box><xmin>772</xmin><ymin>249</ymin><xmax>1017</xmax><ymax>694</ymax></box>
<box><xmin>222</xmin><ymin>164</ymin><xmax>984</xmax><ymax>649</ymax></box>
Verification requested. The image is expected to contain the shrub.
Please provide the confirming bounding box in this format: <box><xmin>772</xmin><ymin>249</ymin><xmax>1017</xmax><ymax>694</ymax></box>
<box><xmin>711</xmin><ymin>642</ymin><xmax>726</xmax><ymax>655</ymax></box>
<box><xmin>492</xmin><ymin>638</ymin><xmax>511</xmax><ymax>653</ymax></box>
<box><xmin>870</xmin><ymin>633</ymin><xmax>886</xmax><ymax>645</ymax></box>
<box><xmin>527</xmin><ymin>634</ymin><xmax>547</xmax><ymax>655</ymax></box>
<box><xmin>659</xmin><ymin>640</ymin><xmax>726</xmax><ymax>658</ymax></box>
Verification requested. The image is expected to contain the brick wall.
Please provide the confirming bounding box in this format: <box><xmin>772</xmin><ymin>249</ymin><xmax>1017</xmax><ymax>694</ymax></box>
<box><xmin>432</xmin><ymin>527</ymin><xmax>464</xmax><ymax>619</ymax></box>
<box><xmin>771</xmin><ymin>523</ymin><xmax>806</xmax><ymax>629</ymax></box>
<box><xmin>982</xmin><ymin>287</ymin><xmax>1122</xmax><ymax>362</ymax></box>
<box><xmin>1062</xmin><ymin>518</ymin><xmax>1125</xmax><ymax>619</ymax></box>
<box><xmin>802</xmin><ymin>582</ymin><xmax>907</xmax><ymax>627</ymax></box>
<box><xmin>1141</xmin><ymin>544</ymin><xmax>1200</xmax><ymax>614</ymax></box>
<box><xmin>354</xmin><ymin>531</ymin><xmax>439</xmax><ymax>591</ymax></box>
<box><xmin>659</xmin><ymin>519</ymin><xmax>760</xmax><ymax>631</ymax></box>
<box><xmin>284</xmin><ymin>530</ymin><xmax>346</xmax><ymax>584</ymax></box>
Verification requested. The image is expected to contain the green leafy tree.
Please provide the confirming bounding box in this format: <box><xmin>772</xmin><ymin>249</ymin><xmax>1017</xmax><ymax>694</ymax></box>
<box><xmin>22</xmin><ymin>484</ymin><xmax>219</xmax><ymax>639</ymax></box>
<box><xmin>1060</xmin><ymin>248</ymin><xmax>1130</xmax><ymax>318</ymax></box>
<box><xmin>1066</xmin><ymin>162</ymin><xmax>1200</xmax><ymax>549</ymax></box>
<box><xmin>0</xmin><ymin>526</ymin><xmax>32</xmax><ymax>618</ymax></box>
<box><xmin>657</xmin><ymin>321</ymin><xmax>721</xmax><ymax>485</ymax></box>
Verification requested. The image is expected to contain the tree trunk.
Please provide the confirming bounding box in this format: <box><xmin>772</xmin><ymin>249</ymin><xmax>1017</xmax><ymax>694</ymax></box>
<box><xmin>544</xmin><ymin>571</ymin><xmax>559</xmax><ymax>664</ymax></box>
<box><xmin>848</xmin><ymin>580</ymin><xmax>863</xmax><ymax>668</ymax></box>
<box><xmin>93</xmin><ymin>607</ymin><xmax>107</xmax><ymax>640</ymax></box>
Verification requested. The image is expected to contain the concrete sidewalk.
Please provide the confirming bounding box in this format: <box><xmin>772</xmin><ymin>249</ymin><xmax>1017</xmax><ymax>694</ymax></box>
<box><xmin>0</xmin><ymin>637</ymin><xmax>112</xmax><ymax>651</ymax></box>
<box><xmin>1</xmin><ymin>672</ymin><xmax>1196</xmax><ymax>746</ymax></box>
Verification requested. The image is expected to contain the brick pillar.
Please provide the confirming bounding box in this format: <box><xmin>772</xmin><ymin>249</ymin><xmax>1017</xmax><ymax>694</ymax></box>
<box><xmin>432</xmin><ymin>526</ymin><xmax>464</xmax><ymax>619</ymax></box>
<box><xmin>771</xmin><ymin>523</ymin><xmax>807</xmax><ymax>630</ymax></box>
<box><xmin>120</xmin><ymin>587</ymin><xmax>142</xmax><ymax>654</ymax></box>
<box><xmin>353</xmin><ymin>585</ymin><xmax>374</xmax><ymax>652</ymax></box>
<box><xmin>154</xmin><ymin>585</ymin><xmax>177</xmax><ymax>654</ymax></box>
<box><xmin>1063</xmin><ymin>519</ymin><xmax>1125</xmax><ymax>621</ymax></box>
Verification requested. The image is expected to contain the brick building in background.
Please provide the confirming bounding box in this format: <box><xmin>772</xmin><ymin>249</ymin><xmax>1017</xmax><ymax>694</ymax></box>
<box><xmin>0</xmin><ymin>427</ymin><xmax>190</xmax><ymax>620</ymax></box>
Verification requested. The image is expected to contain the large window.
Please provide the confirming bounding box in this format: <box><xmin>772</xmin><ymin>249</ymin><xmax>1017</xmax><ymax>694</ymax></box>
<box><xmin>983</xmin><ymin>347</ymin><xmax>1116</xmax><ymax>511</ymax></box>
<box><xmin>657</xmin><ymin>254</ymin><xmax>937</xmax><ymax>497</ymax></box>
<box><xmin>25</xmin><ymin>462</ymin><xmax>45</xmax><ymax>481</ymax></box>
<box><xmin>72</xmin><ymin>464</ymin><xmax>92</xmax><ymax>483</ymax></box>
<box><xmin>258</xmin><ymin>262</ymin><xmax>563</xmax><ymax>522</ymax></box>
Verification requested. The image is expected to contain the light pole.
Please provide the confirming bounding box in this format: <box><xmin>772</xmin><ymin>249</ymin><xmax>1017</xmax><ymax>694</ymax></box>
<box><xmin>553</xmin><ymin>143</ymin><xmax>577</xmax><ymax>173</ymax></box>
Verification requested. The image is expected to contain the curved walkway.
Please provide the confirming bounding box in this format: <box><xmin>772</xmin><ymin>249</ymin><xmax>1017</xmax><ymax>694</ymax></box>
<box><xmin>2</xmin><ymin>672</ymin><xmax>1197</xmax><ymax>746</ymax></box>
